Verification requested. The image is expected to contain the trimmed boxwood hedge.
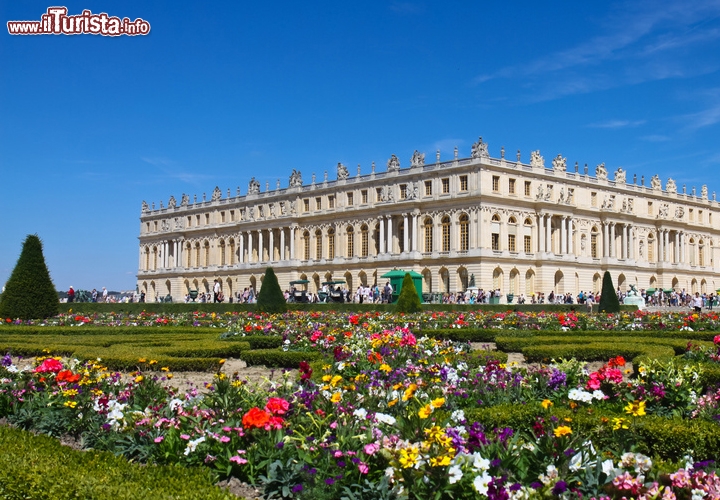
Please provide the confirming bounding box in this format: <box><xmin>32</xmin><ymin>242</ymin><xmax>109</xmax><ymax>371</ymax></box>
<box><xmin>240</xmin><ymin>349</ymin><xmax>322</xmax><ymax>368</ymax></box>
<box><xmin>0</xmin><ymin>425</ymin><xmax>234</xmax><ymax>500</ymax></box>
<box><xmin>465</xmin><ymin>403</ymin><xmax>720</xmax><ymax>462</ymax></box>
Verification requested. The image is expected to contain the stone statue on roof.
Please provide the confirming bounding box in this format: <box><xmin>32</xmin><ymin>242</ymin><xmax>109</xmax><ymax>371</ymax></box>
<box><xmin>595</xmin><ymin>163</ymin><xmax>607</xmax><ymax>180</ymax></box>
<box><xmin>530</xmin><ymin>150</ymin><xmax>544</xmax><ymax>168</ymax></box>
<box><xmin>337</xmin><ymin>162</ymin><xmax>349</xmax><ymax>180</ymax></box>
<box><xmin>387</xmin><ymin>154</ymin><xmax>400</xmax><ymax>172</ymax></box>
<box><xmin>614</xmin><ymin>167</ymin><xmax>626</xmax><ymax>184</ymax></box>
<box><xmin>248</xmin><ymin>177</ymin><xmax>260</xmax><ymax>194</ymax></box>
<box><xmin>552</xmin><ymin>154</ymin><xmax>566</xmax><ymax>172</ymax></box>
<box><xmin>410</xmin><ymin>150</ymin><xmax>425</xmax><ymax>167</ymax></box>
<box><xmin>168</xmin><ymin>195</ymin><xmax>177</xmax><ymax>209</ymax></box>
<box><xmin>471</xmin><ymin>137</ymin><xmax>489</xmax><ymax>159</ymax></box>
<box><xmin>289</xmin><ymin>169</ymin><xmax>303</xmax><ymax>187</ymax></box>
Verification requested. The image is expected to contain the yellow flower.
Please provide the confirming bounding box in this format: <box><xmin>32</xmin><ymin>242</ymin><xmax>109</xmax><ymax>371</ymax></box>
<box><xmin>431</xmin><ymin>397</ymin><xmax>445</xmax><ymax>409</ymax></box>
<box><xmin>63</xmin><ymin>401</ymin><xmax>77</xmax><ymax>409</ymax></box>
<box><xmin>62</xmin><ymin>389</ymin><xmax>78</xmax><ymax>397</ymax></box>
<box><xmin>624</xmin><ymin>400</ymin><xmax>646</xmax><ymax>417</ymax></box>
<box><xmin>553</xmin><ymin>426</ymin><xmax>572</xmax><ymax>437</ymax></box>
<box><xmin>612</xmin><ymin>417</ymin><xmax>629</xmax><ymax>430</ymax></box>
<box><xmin>166</xmin><ymin>373</ymin><xmax>173</xmax><ymax>379</ymax></box>
<box><xmin>398</xmin><ymin>446</ymin><xmax>419</xmax><ymax>468</ymax></box>
<box><xmin>218</xmin><ymin>359</ymin><xmax>226</xmax><ymax>365</ymax></box>
<box><xmin>161</xmin><ymin>367</ymin><xmax>170</xmax><ymax>372</ymax></box>
<box><xmin>330</xmin><ymin>391</ymin><xmax>343</xmax><ymax>403</ymax></box>
<box><xmin>138</xmin><ymin>358</ymin><xmax>147</xmax><ymax>363</ymax></box>
<box><xmin>541</xmin><ymin>399</ymin><xmax>553</xmax><ymax>409</ymax></box>
<box><xmin>379</xmin><ymin>364</ymin><xmax>392</xmax><ymax>373</ymax></box>
<box><xmin>214</xmin><ymin>372</ymin><xmax>227</xmax><ymax>381</ymax></box>
<box><xmin>322</xmin><ymin>374</ymin><xmax>332</xmax><ymax>383</ymax></box>
<box><xmin>418</xmin><ymin>404</ymin><xmax>433</xmax><ymax>419</ymax></box>
<box><xmin>134</xmin><ymin>375</ymin><xmax>144</xmax><ymax>383</ymax></box>
<box><xmin>388</xmin><ymin>398</ymin><xmax>398</xmax><ymax>407</ymax></box>
<box><xmin>148</xmin><ymin>360</ymin><xmax>158</xmax><ymax>365</ymax></box>
<box><xmin>231</xmin><ymin>380</ymin><xmax>243</xmax><ymax>387</ymax></box>
<box><xmin>429</xmin><ymin>455</ymin><xmax>452</xmax><ymax>467</ymax></box>
<box><xmin>402</xmin><ymin>383</ymin><xmax>418</xmax><ymax>401</ymax></box>
<box><xmin>330</xmin><ymin>375</ymin><xmax>343</xmax><ymax>387</ymax></box>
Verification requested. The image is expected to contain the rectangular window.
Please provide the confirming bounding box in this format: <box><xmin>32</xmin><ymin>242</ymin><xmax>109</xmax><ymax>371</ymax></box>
<box><xmin>196</xmin><ymin>215</ymin><xmax>200</xmax><ymax>226</ymax></box>
<box><xmin>304</xmin><ymin>235</ymin><xmax>310</xmax><ymax>260</ymax></box>
<box><xmin>591</xmin><ymin>192</ymin><xmax>598</xmax><ymax>207</ymax></box>
<box><xmin>230</xmin><ymin>210</ymin><xmax>235</xmax><ymax>222</ymax></box>
<box><xmin>361</xmin><ymin>230</ymin><xmax>368</xmax><ymax>257</ymax></box>
<box><xmin>425</xmin><ymin>180</ymin><xmax>432</xmax><ymax>196</ymax></box>
<box><xmin>442</xmin><ymin>178</ymin><xmax>450</xmax><ymax>194</ymax></box>
<box><xmin>146</xmin><ymin>222</ymin><xmax>150</xmax><ymax>232</ymax></box>
<box><xmin>509</xmin><ymin>178</ymin><xmax>516</xmax><ymax>194</ymax></box>
<box><xmin>328</xmin><ymin>195</ymin><xmax>335</xmax><ymax>209</ymax></box>
<box><xmin>689</xmin><ymin>208</ymin><xmax>694</xmax><ymax>222</ymax></box>
<box><xmin>400</xmin><ymin>184</ymin><xmax>407</xmax><ymax>199</ymax></box>
<box><xmin>492</xmin><ymin>176</ymin><xmax>500</xmax><ymax>192</ymax></box>
<box><xmin>316</xmin><ymin>234</ymin><xmax>322</xmax><ymax>260</ymax></box>
<box><xmin>524</xmin><ymin>235</ymin><xmax>532</xmax><ymax>253</ymax></box>
<box><xmin>304</xmin><ymin>199</ymin><xmax>310</xmax><ymax>212</ymax></box>
<box><xmin>221</xmin><ymin>211</ymin><xmax>226</xmax><ymax>223</ymax></box>
<box><xmin>491</xmin><ymin>233</ymin><xmax>499</xmax><ymax>251</ymax></box>
<box><xmin>442</xmin><ymin>224</ymin><xmax>450</xmax><ymax>252</ymax></box>
<box><xmin>316</xmin><ymin>197</ymin><xmax>322</xmax><ymax>210</ymax></box>
<box><xmin>524</xmin><ymin>181</ymin><xmax>531</xmax><ymax>196</ymax></box>
<box><xmin>361</xmin><ymin>190</ymin><xmax>368</xmax><ymax>204</ymax></box>
<box><xmin>205</xmin><ymin>214</ymin><xmax>210</xmax><ymax>225</ymax></box>
<box><xmin>591</xmin><ymin>234</ymin><xmax>598</xmax><ymax>258</ymax></box>
<box><xmin>376</xmin><ymin>188</ymin><xmax>382</xmax><ymax>202</ymax></box>
<box><xmin>699</xmin><ymin>210</ymin><xmax>703</xmax><ymax>223</ymax></box>
<box><xmin>648</xmin><ymin>201</ymin><xmax>653</xmax><ymax>215</ymax></box>
<box><xmin>186</xmin><ymin>217</ymin><xmax>191</xmax><ymax>227</ymax></box>
<box><xmin>508</xmin><ymin>234</ymin><xmax>516</xmax><ymax>252</ymax></box>
<box><xmin>424</xmin><ymin>224</ymin><xmax>433</xmax><ymax>252</ymax></box>
<box><xmin>347</xmin><ymin>192</ymin><xmax>353</xmax><ymax>206</ymax></box>
<box><xmin>459</xmin><ymin>175</ymin><xmax>468</xmax><ymax>192</ymax></box>
<box><xmin>328</xmin><ymin>232</ymin><xmax>335</xmax><ymax>259</ymax></box>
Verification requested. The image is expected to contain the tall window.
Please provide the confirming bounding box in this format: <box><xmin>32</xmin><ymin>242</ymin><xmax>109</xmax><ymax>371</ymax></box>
<box><xmin>346</xmin><ymin>226</ymin><xmax>354</xmax><ymax>257</ymax></box>
<box><xmin>459</xmin><ymin>175</ymin><xmax>468</xmax><ymax>191</ymax></box>
<box><xmin>400</xmin><ymin>184</ymin><xmax>407</xmax><ymax>199</ymax></box>
<box><xmin>328</xmin><ymin>196</ymin><xmax>335</xmax><ymax>209</ymax></box>
<box><xmin>591</xmin><ymin>229</ymin><xmax>598</xmax><ymax>258</ymax></box>
<box><xmin>459</xmin><ymin>214</ymin><xmax>469</xmax><ymax>251</ymax></box>
<box><xmin>524</xmin><ymin>235</ymin><xmax>532</xmax><ymax>253</ymax></box>
<box><xmin>347</xmin><ymin>193</ymin><xmax>354</xmax><ymax>206</ymax></box>
<box><xmin>492</xmin><ymin>176</ymin><xmax>500</xmax><ymax>192</ymax></box>
<box><xmin>424</xmin><ymin>218</ymin><xmax>433</xmax><ymax>252</ymax></box>
<box><xmin>304</xmin><ymin>199</ymin><xmax>310</xmax><ymax>212</ymax></box>
<box><xmin>491</xmin><ymin>233</ymin><xmax>500</xmax><ymax>251</ymax></box>
<box><xmin>398</xmin><ymin>222</ymin><xmax>405</xmax><ymax>253</ymax></box>
<box><xmin>376</xmin><ymin>188</ymin><xmax>382</xmax><ymax>202</ymax></box>
<box><xmin>508</xmin><ymin>234</ymin><xmax>516</xmax><ymax>252</ymax></box>
<box><xmin>509</xmin><ymin>178</ymin><xmax>516</xmax><ymax>194</ymax></box>
<box><xmin>361</xmin><ymin>225</ymin><xmax>369</xmax><ymax>257</ymax></box>
<box><xmin>203</xmin><ymin>241</ymin><xmax>210</xmax><ymax>267</ymax></box>
<box><xmin>195</xmin><ymin>243</ymin><xmax>200</xmax><ymax>267</ymax></box>
<box><xmin>441</xmin><ymin>216</ymin><xmax>451</xmax><ymax>252</ymax></box>
<box><xmin>316</xmin><ymin>197</ymin><xmax>322</xmax><ymax>210</ymax></box>
<box><xmin>186</xmin><ymin>244</ymin><xmax>192</xmax><ymax>268</ymax></box>
<box><xmin>315</xmin><ymin>230</ymin><xmax>323</xmax><ymax>260</ymax></box>
<box><xmin>303</xmin><ymin>231</ymin><xmax>310</xmax><ymax>260</ymax></box>
<box><xmin>361</xmin><ymin>190</ymin><xmax>368</xmax><ymax>204</ymax></box>
<box><xmin>328</xmin><ymin>228</ymin><xmax>335</xmax><ymax>259</ymax></box>
<box><xmin>442</xmin><ymin>178</ymin><xmax>450</xmax><ymax>194</ymax></box>
<box><xmin>425</xmin><ymin>181</ymin><xmax>432</xmax><ymax>196</ymax></box>
<box><xmin>524</xmin><ymin>181</ymin><xmax>531</xmax><ymax>196</ymax></box>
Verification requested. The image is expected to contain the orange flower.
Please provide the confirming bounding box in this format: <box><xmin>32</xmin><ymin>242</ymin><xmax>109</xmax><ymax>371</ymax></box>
<box><xmin>242</xmin><ymin>407</ymin><xmax>271</xmax><ymax>429</ymax></box>
<box><xmin>56</xmin><ymin>370</ymin><xmax>81</xmax><ymax>383</ymax></box>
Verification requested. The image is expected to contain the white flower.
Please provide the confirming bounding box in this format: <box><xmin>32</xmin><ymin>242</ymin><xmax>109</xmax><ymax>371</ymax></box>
<box><xmin>472</xmin><ymin>453</ymin><xmax>490</xmax><ymax>471</ymax></box>
<box><xmin>353</xmin><ymin>408</ymin><xmax>368</xmax><ymax>419</ymax></box>
<box><xmin>473</xmin><ymin>471</ymin><xmax>492</xmax><ymax>495</ymax></box>
<box><xmin>691</xmin><ymin>488</ymin><xmax>706</xmax><ymax>500</ymax></box>
<box><xmin>451</xmin><ymin>410</ymin><xmax>465</xmax><ymax>423</ymax></box>
<box><xmin>448</xmin><ymin>465</ymin><xmax>463</xmax><ymax>484</ymax></box>
<box><xmin>374</xmin><ymin>412</ymin><xmax>396</xmax><ymax>426</ymax></box>
<box><xmin>602</xmin><ymin>459</ymin><xmax>619</xmax><ymax>479</ymax></box>
<box><xmin>592</xmin><ymin>390</ymin><xmax>606</xmax><ymax>400</ymax></box>
<box><xmin>183</xmin><ymin>436</ymin><xmax>206</xmax><ymax>455</ymax></box>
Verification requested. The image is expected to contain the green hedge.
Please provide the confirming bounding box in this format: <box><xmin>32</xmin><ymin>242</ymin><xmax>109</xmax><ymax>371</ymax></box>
<box><xmin>465</xmin><ymin>403</ymin><xmax>720</xmax><ymax>462</ymax></box>
<box><xmin>240</xmin><ymin>349</ymin><xmax>322</xmax><ymax>368</ymax></box>
<box><xmin>0</xmin><ymin>426</ymin><xmax>234</xmax><ymax>500</ymax></box>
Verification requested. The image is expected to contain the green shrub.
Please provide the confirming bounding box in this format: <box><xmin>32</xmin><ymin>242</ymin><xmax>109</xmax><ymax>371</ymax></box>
<box><xmin>598</xmin><ymin>271</ymin><xmax>621</xmax><ymax>313</ymax></box>
<box><xmin>0</xmin><ymin>426</ymin><xmax>233</xmax><ymax>500</ymax></box>
<box><xmin>0</xmin><ymin>234</ymin><xmax>59</xmax><ymax>320</ymax></box>
<box><xmin>240</xmin><ymin>349</ymin><xmax>322</xmax><ymax>368</ymax></box>
<box><xmin>395</xmin><ymin>273</ymin><xmax>422</xmax><ymax>314</ymax></box>
<box><xmin>256</xmin><ymin>267</ymin><xmax>287</xmax><ymax>314</ymax></box>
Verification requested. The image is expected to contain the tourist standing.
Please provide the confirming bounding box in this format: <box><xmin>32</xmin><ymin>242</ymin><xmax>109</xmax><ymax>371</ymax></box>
<box><xmin>102</xmin><ymin>287</ymin><xmax>108</xmax><ymax>302</ymax></box>
<box><xmin>67</xmin><ymin>286</ymin><xmax>75</xmax><ymax>303</ymax></box>
<box><xmin>213</xmin><ymin>279</ymin><xmax>221</xmax><ymax>303</ymax></box>
<box><xmin>692</xmin><ymin>292</ymin><xmax>703</xmax><ymax>313</ymax></box>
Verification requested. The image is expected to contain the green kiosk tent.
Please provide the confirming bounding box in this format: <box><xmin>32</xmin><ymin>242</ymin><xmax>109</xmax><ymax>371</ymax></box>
<box><xmin>380</xmin><ymin>270</ymin><xmax>423</xmax><ymax>303</ymax></box>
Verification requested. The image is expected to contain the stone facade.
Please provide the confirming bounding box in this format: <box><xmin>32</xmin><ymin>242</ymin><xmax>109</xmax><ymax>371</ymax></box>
<box><xmin>137</xmin><ymin>137</ymin><xmax>720</xmax><ymax>301</ymax></box>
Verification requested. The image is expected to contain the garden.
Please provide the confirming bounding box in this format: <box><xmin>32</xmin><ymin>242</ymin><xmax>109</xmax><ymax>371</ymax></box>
<box><xmin>2</xmin><ymin>308</ymin><xmax>720</xmax><ymax>499</ymax></box>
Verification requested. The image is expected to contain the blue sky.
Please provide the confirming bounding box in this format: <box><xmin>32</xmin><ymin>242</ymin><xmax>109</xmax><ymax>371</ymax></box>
<box><xmin>3</xmin><ymin>0</ymin><xmax>720</xmax><ymax>291</ymax></box>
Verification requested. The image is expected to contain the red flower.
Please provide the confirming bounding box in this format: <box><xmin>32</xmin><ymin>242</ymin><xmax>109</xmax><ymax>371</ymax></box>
<box><xmin>265</xmin><ymin>397</ymin><xmax>290</xmax><ymax>416</ymax></box>
<box><xmin>299</xmin><ymin>361</ymin><xmax>313</xmax><ymax>381</ymax></box>
<box><xmin>34</xmin><ymin>358</ymin><xmax>63</xmax><ymax>373</ymax></box>
<box><xmin>242</xmin><ymin>407</ymin><xmax>270</xmax><ymax>429</ymax></box>
<box><xmin>56</xmin><ymin>370</ymin><xmax>81</xmax><ymax>383</ymax></box>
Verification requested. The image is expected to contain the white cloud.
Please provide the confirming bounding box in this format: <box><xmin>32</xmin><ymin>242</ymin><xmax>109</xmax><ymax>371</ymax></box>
<box><xmin>588</xmin><ymin>119</ymin><xmax>646</xmax><ymax>129</ymax></box>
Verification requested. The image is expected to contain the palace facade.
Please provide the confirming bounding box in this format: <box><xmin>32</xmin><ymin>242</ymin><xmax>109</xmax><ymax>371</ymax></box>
<box><xmin>137</xmin><ymin>137</ymin><xmax>720</xmax><ymax>302</ymax></box>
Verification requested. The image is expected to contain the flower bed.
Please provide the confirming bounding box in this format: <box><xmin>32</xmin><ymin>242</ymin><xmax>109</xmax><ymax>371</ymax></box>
<box><xmin>2</xmin><ymin>318</ymin><xmax>720</xmax><ymax>499</ymax></box>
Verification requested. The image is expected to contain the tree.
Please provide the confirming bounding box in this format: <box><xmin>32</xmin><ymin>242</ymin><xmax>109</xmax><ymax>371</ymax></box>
<box><xmin>598</xmin><ymin>270</ymin><xmax>621</xmax><ymax>313</ymax></box>
<box><xmin>256</xmin><ymin>267</ymin><xmax>287</xmax><ymax>313</ymax></box>
<box><xmin>0</xmin><ymin>234</ymin><xmax>59</xmax><ymax>320</ymax></box>
<box><xmin>395</xmin><ymin>273</ymin><xmax>422</xmax><ymax>314</ymax></box>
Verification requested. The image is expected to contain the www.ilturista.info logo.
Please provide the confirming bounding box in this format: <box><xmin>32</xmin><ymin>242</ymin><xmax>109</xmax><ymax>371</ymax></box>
<box><xmin>7</xmin><ymin>7</ymin><xmax>150</xmax><ymax>36</ymax></box>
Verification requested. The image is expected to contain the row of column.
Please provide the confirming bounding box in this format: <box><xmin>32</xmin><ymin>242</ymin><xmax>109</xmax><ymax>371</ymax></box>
<box><xmin>602</xmin><ymin>222</ymin><xmax>634</xmax><ymax>260</ymax></box>
<box><xmin>537</xmin><ymin>214</ymin><xmax>574</xmax><ymax>254</ymax></box>
<box><xmin>238</xmin><ymin>226</ymin><xmax>296</xmax><ymax>264</ymax></box>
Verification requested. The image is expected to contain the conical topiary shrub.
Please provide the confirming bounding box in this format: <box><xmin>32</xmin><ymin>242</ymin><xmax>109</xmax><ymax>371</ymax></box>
<box><xmin>0</xmin><ymin>234</ymin><xmax>59</xmax><ymax>320</ymax></box>
<box><xmin>256</xmin><ymin>267</ymin><xmax>287</xmax><ymax>314</ymax></box>
<box><xmin>598</xmin><ymin>270</ymin><xmax>621</xmax><ymax>313</ymax></box>
<box><xmin>395</xmin><ymin>273</ymin><xmax>422</xmax><ymax>314</ymax></box>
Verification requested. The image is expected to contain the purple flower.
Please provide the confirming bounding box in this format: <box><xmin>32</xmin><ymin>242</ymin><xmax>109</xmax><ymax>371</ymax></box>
<box><xmin>552</xmin><ymin>481</ymin><xmax>567</xmax><ymax>495</ymax></box>
<box><xmin>548</xmin><ymin>369</ymin><xmax>567</xmax><ymax>390</ymax></box>
<box><xmin>325</xmin><ymin>478</ymin><xmax>335</xmax><ymax>485</ymax></box>
<box><xmin>292</xmin><ymin>484</ymin><xmax>303</xmax><ymax>493</ymax></box>
<box><xmin>1</xmin><ymin>353</ymin><xmax>12</xmax><ymax>367</ymax></box>
<box><xmin>530</xmin><ymin>482</ymin><xmax>542</xmax><ymax>490</ymax></box>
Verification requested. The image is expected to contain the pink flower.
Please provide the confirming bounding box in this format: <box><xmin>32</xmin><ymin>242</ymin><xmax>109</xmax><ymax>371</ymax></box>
<box><xmin>154</xmin><ymin>436</ymin><xmax>164</xmax><ymax>443</ymax></box>
<box><xmin>34</xmin><ymin>358</ymin><xmax>63</xmax><ymax>373</ymax></box>
<box><xmin>180</xmin><ymin>434</ymin><xmax>190</xmax><ymax>440</ymax></box>
<box><xmin>358</xmin><ymin>462</ymin><xmax>369</xmax><ymax>474</ymax></box>
<box><xmin>230</xmin><ymin>456</ymin><xmax>248</xmax><ymax>465</ymax></box>
<box><xmin>364</xmin><ymin>443</ymin><xmax>380</xmax><ymax>455</ymax></box>
<box><xmin>265</xmin><ymin>397</ymin><xmax>290</xmax><ymax>416</ymax></box>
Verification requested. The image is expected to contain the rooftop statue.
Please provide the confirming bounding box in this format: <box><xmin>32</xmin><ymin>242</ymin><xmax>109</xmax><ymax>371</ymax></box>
<box><xmin>595</xmin><ymin>163</ymin><xmax>607</xmax><ymax>181</ymax></box>
<box><xmin>471</xmin><ymin>136</ymin><xmax>489</xmax><ymax>159</ymax></box>
<box><xmin>410</xmin><ymin>150</ymin><xmax>425</xmax><ymax>167</ymax></box>
<box><xmin>552</xmin><ymin>154</ymin><xmax>566</xmax><ymax>172</ymax></box>
<box><xmin>387</xmin><ymin>154</ymin><xmax>400</xmax><ymax>172</ymax></box>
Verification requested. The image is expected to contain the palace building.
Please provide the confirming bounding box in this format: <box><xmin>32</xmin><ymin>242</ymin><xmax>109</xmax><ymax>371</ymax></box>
<box><xmin>137</xmin><ymin>137</ymin><xmax>720</xmax><ymax>302</ymax></box>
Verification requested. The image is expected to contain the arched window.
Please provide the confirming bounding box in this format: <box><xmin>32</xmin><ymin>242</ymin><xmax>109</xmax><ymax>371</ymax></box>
<box><xmin>346</xmin><ymin>226</ymin><xmax>354</xmax><ymax>258</ymax></box>
<box><xmin>185</xmin><ymin>243</ymin><xmax>191</xmax><ymax>268</ymax></box>
<box><xmin>328</xmin><ymin>228</ymin><xmax>336</xmax><ymax>259</ymax></box>
<box><xmin>303</xmin><ymin>231</ymin><xmax>310</xmax><ymax>260</ymax></box>
<box><xmin>508</xmin><ymin>216</ymin><xmax>517</xmax><ymax>225</ymax></box>
<box><xmin>492</xmin><ymin>213</ymin><xmax>501</xmax><ymax>222</ymax></box>
<box><xmin>194</xmin><ymin>243</ymin><xmax>200</xmax><ymax>267</ymax></box>
<box><xmin>524</xmin><ymin>218</ymin><xmax>533</xmax><ymax>226</ymax></box>
<box><xmin>219</xmin><ymin>240</ymin><xmax>226</xmax><ymax>266</ymax></box>
<box><xmin>459</xmin><ymin>214</ymin><xmax>469</xmax><ymax>251</ymax></box>
<box><xmin>442</xmin><ymin>216</ymin><xmax>451</xmax><ymax>252</ymax></box>
<box><xmin>203</xmin><ymin>241</ymin><xmax>210</xmax><ymax>267</ymax></box>
<box><xmin>315</xmin><ymin>230</ymin><xmax>323</xmax><ymax>260</ymax></box>
<box><xmin>361</xmin><ymin>225</ymin><xmax>369</xmax><ymax>257</ymax></box>
<box><xmin>424</xmin><ymin>218</ymin><xmax>433</xmax><ymax>253</ymax></box>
